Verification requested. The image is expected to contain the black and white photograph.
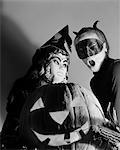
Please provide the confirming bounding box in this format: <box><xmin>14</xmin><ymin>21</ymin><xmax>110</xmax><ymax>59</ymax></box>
<box><xmin>1</xmin><ymin>0</ymin><xmax>120</xmax><ymax>149</ymax></box>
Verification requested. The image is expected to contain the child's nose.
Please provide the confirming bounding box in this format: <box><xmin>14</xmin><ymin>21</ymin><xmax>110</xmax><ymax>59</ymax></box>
<box><xmin>59</xmin><ymin>64</ymin><xmax>64</xmax><ymax>69</ymax></box>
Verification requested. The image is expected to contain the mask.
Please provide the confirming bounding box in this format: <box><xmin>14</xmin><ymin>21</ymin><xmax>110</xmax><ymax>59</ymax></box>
<box><xmin>75</xmin><ymin>38</ymin><xmax>103</xmax><ymax>59</ymax></box>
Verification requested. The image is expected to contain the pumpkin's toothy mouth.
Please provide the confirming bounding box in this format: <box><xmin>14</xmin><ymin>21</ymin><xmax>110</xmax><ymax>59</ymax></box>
<box><xmin>31</xmin><ymin>121</ymin><xmax>89</xmax><ymax>146</ymax></box>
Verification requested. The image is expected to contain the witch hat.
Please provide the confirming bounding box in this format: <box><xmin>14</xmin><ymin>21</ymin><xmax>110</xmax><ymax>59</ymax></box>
<box><xmin>42</xmin><ymin>25</ymin><xmax>72</xmax><ymax>52</ymax></box>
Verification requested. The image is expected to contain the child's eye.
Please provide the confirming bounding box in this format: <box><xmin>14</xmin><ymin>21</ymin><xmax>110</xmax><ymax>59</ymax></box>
<box><xmin>63</xmin><ymin>63</ymin><xmax>68</xmax><ymax>68</ymax></box>
<box><xmin>53</xmin><ymin>59</ymin><xmax>59</xmax><ymax>65</ymax></box>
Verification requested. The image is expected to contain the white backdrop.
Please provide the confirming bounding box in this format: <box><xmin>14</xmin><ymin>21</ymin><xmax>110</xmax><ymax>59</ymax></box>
<box><xmin>1</xmin><ymin>0</ymin><xmax>120</xmax><ymax>131</ymax></box>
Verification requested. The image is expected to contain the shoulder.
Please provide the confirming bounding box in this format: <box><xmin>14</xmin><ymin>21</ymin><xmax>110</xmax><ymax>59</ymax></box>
<box><xmin>6</xmin><ymin>78</ymin><xmax>28</xmax><ymax>111</ymax></box>
<box><xmin>12</xmin><ymin>77</ymin><xmax>27</xmax><ymax>91</ymax></box>
<box><xmin>113</xmin><ymin>59</ymin><xmax>120</xmax><ymax>69</ymax></box>
<box><xmin>8</xmin><ymin>77</ymin><xmax>29</xmax><ymax>98</ymax></box>
<box><xmin>112</xmin><ymin>59</ymin><xmax>120</xmax><ymax>77</ymax></box>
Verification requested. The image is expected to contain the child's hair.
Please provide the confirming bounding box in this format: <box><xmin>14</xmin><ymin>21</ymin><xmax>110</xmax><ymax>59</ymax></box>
<box><xmin>28</xmin><ymin>46</ymin><xmax>70</xmax><ymax>84</ymax></box>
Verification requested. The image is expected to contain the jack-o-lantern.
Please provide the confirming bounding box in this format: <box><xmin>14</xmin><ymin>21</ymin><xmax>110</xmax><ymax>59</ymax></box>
<box><xmin>20</xmin><ymin>83</ymin><xmax>104</xmax><ymax>149</ymax></box>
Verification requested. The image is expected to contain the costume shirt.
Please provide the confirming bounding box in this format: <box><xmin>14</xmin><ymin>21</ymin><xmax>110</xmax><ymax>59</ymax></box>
<box><xmin>90</xmin><ymin>57</ymin><xmax>120</xmax><ymax>126</ymax></box>
<box><xmin>1</xmin><ymin>77</ymin><xmax>42</xmax><ymax>148</ymax></box>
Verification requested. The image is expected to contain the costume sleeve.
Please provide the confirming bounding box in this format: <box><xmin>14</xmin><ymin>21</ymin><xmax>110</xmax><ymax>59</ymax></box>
<box><xmin>80</xmin><ymin>86</ymin><xmax>105</xmax><ymax>125</ymax></box>
<box><xmin>2</xmin><ymin>79</ymin><xmax>28</xmax><ymax>136</ymax></box>
<box><xmin>6</xmin><ymin>80</ymin><xmax>27</xmax><ymax>115</ymax></box>
<box><xmin>112</xmin><ymin>60</ymin><xmax>120</xmax><ymax>126</ymax></box>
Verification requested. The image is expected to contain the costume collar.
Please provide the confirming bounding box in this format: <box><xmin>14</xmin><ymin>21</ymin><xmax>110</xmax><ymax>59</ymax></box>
<box><xmin>93</xmin><ymin>56</ymin><xmax>114</xmax><ymax>75</ymax></box>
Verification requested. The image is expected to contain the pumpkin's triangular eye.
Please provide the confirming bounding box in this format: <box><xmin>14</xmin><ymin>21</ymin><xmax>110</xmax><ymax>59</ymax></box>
<box><xmin>30</xmin><ymin>97</ymin><xmax>44</xmax><ymax>112</ymax></box>
<box><xmin>49</xmin><ymin>110</ymin><xmax>69</xmax><ymax>125</ymax></box>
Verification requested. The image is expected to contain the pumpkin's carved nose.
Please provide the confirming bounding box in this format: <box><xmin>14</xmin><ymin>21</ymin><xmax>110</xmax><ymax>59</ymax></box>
<box><xmin>49</xmin><ymin>111</ymin><xmax>69</xmax><ymax>125</ymax></box>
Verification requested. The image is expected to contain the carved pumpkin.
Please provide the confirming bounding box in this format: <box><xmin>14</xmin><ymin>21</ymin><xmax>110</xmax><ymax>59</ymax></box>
<box><xmin>20</xmin><ymin>83</ymin><xmax>104</xmax><ymax>149</ymax></box>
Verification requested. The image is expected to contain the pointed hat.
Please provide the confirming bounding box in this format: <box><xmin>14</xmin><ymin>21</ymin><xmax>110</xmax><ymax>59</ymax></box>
<box><xmin>32</xmin><ymin>25</ymin><xmax>72</xmax><ymax>67</ymax></box>
<box><xmin>42</xmin><ymin>25</ymin><xmax>72</xmax><ymax>52</ymax></box>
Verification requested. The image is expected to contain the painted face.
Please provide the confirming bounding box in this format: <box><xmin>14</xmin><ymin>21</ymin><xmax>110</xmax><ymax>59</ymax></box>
<box><xmin>82</xmin><ymin>43</ymin><xmax>107</xmax><ymax>72</ymax></box>
<box><xmin>49</xmin><ymin>53</ymin><xmax>68</xmax><ymax>83</ymax></box>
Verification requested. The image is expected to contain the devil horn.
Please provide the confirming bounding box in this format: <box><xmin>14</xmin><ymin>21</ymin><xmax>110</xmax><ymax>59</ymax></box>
<box><xmin>73</xmin><ymin>31</ymin><xmax>78</xmax><ymax>35</ymax></box>
<box><xmin>93</xmin><ymin>20</ymin><xmax>100</xmax><ymax>29</ymax></box>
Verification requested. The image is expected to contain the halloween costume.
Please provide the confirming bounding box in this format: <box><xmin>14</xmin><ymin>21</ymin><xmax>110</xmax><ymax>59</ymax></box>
<box><xmin>1</xmin><ymin>25</ymin><xmax>72</xmax><ymax>149</ymax></box>
<box><xmin>90</xmin><ymin>57</ymin><xmax>120</xmax><ymax>128</ymax></box>
<box><xmin>20</xmin><ymin>83</ymin><xmax>109</xmax><ymax>150</ymax></box>
<box><xmin>73</xmin><ymin>21</ymin><xmax>120</xmax><ymax>149</ymax></box>
<box><xmin>73</xmin><ymin>21</ymin><xmax>120</xmax><ymax>130</ymax></box>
